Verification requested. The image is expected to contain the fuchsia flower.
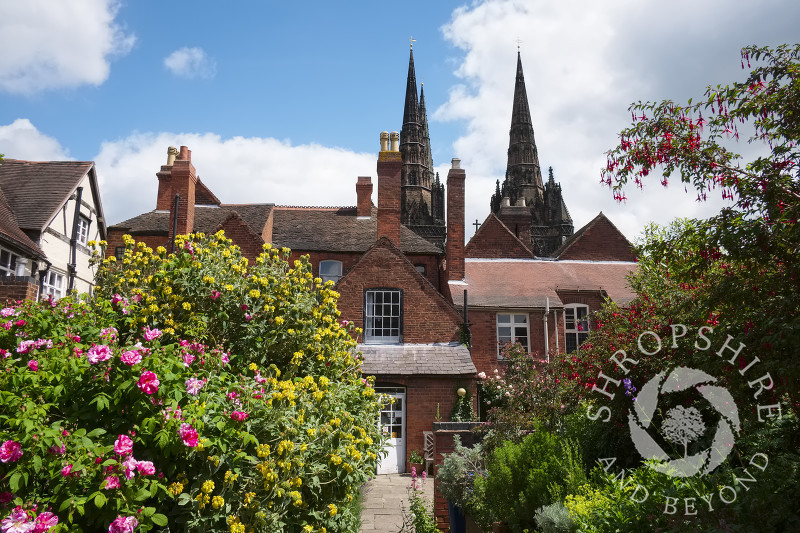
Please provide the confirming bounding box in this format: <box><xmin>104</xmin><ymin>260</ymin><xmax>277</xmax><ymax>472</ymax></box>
<box><xmin>137</xmin><ymin>371</ymin><xmax>160</xmax><ymax>395</ymax></box>
<box><xmin>108</xmin><ymin>515</ymin><xmax>137</xmax><ymax>533</ymax></box>
<box><xmin>119</xmin><ymin>349</ymin><xmax>142</xmax><ymax>366</ymax></box>
<box><xmin>103</xmin><ymin>476</ymin><xmax>120</xmax><ymax>490</ymax></box>
<box><xmin>143</xmin><ymin>326</ymin><xmax>161</xmax><ymax>342</ymax></box>
<box><xmin>27</xmin><ymin>360</ymin><xmax>38</xmax><ymax>371</ymax></box>
<box><xmin>114</xmin><ymin>435</ymin><xmax>133</xmax><ymax>456</ymax></box>
<box><xmin>178</xmin><ymin>423</ymin><xmax>198</xmax><ymax>448</ymax></box>
<box><xmin>185</xmin><ymin>378</ymin><xmax>205</xmax><ymax>395</ymax></box>
<box><xmin>87</xmin><ymin>344</ymin><xmax>112</xmax><ymax>364</ymax></box>
<box><xmin>230</xmin><ymin>411</ymin><xmax>249</xmax><ymax>422</ymax></box>
<box><xmin>0</xmin><ymin>440</ymin><xmax>22</xmax><ymax>463</ymax></box>
<box><xmin>32</xmin><ymin>512</ymin><xmax>58</xmax><ymax>533</ymax></box>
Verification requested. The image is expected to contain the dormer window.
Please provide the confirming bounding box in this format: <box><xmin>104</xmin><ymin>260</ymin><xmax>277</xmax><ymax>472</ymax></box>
<box><xmin>364</xmin><ymin>289</ymin><xmax>402</xmax><ymax>343</ymax></box>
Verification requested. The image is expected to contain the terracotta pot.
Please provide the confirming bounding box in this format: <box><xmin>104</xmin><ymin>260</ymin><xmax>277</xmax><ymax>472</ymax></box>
<box><xmin>409</xmin><ymin>462</ymin><xmax>423</xmax><ymax>475</ymax></box>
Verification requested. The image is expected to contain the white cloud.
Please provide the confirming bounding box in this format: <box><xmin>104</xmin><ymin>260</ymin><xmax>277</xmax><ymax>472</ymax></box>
<box><xmin>0</xmin><ymin>0</ymin><xmax>135</xmax><ymax>94</ymax></box>
<box><xmin>94</xmin><ymin>132</ymin><xmax>376</xmax><ymax>225</ymax></box>
<box><xmin>0</xmin><ymin>119</ymin><xmax>72</xmax><ymax>161</ymax></box>
<box><xmin>164</xmin><ymin>47</ymin><xmax>217</xmax><ymax>79</ymax></box>
<box><xmin>437</xmin><ymin>0</ymin><xmax>800</xmax><ymax>242</ymax></box>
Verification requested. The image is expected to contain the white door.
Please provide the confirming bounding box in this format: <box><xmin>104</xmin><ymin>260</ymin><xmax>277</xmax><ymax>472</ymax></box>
<box><xmin>376</xmin><ymin>388</ymin><xmax>406</xmax><ymax>474</ymax></box>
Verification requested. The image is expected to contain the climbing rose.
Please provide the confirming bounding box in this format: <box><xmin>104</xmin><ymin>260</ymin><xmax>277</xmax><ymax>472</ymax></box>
<box><xmin>0</xmin><ymin>440</ymin><xmax>22</xmax><ymax>463</ymax></box>
<box><xmin>103</xmin><ymin>476</ymin><xmax>120</xmax><ymax>490</ymax></box>
<box><xmin>27</xmin><ymin>360</ymin><xmax>38</xmax><ymax>371</ymax></box>
<box><xmin>87</xmin><ymin>344</ymin><xmax>112</xmax><ymax>364</ymax></box>
<box><xmin>230</xmin><ymin>411</ymin><xmax>249</xmax><ymax>422</ymax></box>
<box><xmin>33</xmin><ymin>511</ymin><xmax>58</xmax><ymax>532</ymax></box>
<box><xmin>114</xmin><ymin>435</ymin><xmax>133</xmax><ymax>456</ymax></box>
<box><xmin>136</xmin><ymin>460</ymin><xmax>155</xmax><ymax>476</ymax></box>
<box><xmin>137</xmin><ymin>371</ymin><xmax>159</xmax><ymax>395</ymax></box>
<box><xmin>185</xmin><ymin>378</ymin><xmax>205</xmax><ymax>395</ymax></box>
<box><xmin>143</xmin><ymin>326</ymin><xmax>161</xmax><ymax>341</ymax></box>
<box><xmin>119</xmin><ymin>349</ymin><xmax>142</xmax><ymax>366</ymax></box>
<box><xmin>61</xmin><ymin>464</ymin><xmax>72</xmax><ymax>477</ymax></box>
<box><xmin>108</xmin><ymin>516</ymin><xmax>138</xmax><ymax>533</ymax></box>
<box><xmin>122</xmin><ymin>457</ymin><xmax>137</xmax><ymax>480</ymax></box>
<box><xmin>178</xmin><ymin>423</ymin><xmax>198</xmax><ymax>448</ymax></box>
<box><xmin>1</xmin><ymin>508</ymin><xmax>31</xmax><ymax>532</ymax></box>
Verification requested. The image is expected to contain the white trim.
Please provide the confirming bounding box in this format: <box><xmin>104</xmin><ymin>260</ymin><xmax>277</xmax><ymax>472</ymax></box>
<box><xmin>466</xmin><ymin>257</ymin><xmax>637</xmax><ymax>265</ymax></box>
<box><xmin>357</xmin><ymin>216</ymin><xmax>372</xmax><ymax>220</ymax></box>
<box><xmin>447</xmin><ymin>279</ymin><xmax>467</xmax><ymax>285</ymax></box>
<box><xmin>496</xmin><ymin>312</ymin><xmax>530</xmax><ymax>356</ymax></box>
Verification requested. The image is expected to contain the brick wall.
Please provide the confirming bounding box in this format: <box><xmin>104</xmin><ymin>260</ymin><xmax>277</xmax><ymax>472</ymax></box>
<box><xmin>465</xmin><ymin>215</ymin><xmax>533</xmax><ymax>259</ymax></box>
<box><xmin>377</xmin><ymin>153</ymin><xmax>402</xmax><ymax>246</ymax></box>
<box><xmin>0</xmin><ymin>277</ymin><xmax>39</xmax><ymax>303</ymax></box>
<box><xmin>445</xmin><ymin>163</ymin><xmax>465</xmax><ymax>281</ymax></box>
<box><xmin>336</xmin><ymin>239</ymin><xmax>463</xmax><ymax>344</ymax></box>
<box><xmin>216</xmin><ymin>214</ymin><xmax>265</xmax><ymax>262</ymax></box>
<box><xmin>558</xmin><ymin>215</ymin><xmax>636</xmax><ymax>261</ymax></box>
<box><xmin>432</xmin><ymin>424</ymin><xmax>483</xmax><ymax>531</ymax></box>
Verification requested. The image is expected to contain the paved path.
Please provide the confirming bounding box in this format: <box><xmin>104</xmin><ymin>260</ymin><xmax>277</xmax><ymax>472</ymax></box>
<box><xmin>360</xmin><ymin>473</ymin><xmax>435</xmax><ymax>532</ymax></box>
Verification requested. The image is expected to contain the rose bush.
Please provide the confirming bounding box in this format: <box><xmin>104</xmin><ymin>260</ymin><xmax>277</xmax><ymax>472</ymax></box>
<box><xmin>0</xmin><ymin>232</ymin><xmax>384</xmax><ymax>532</ymax></box>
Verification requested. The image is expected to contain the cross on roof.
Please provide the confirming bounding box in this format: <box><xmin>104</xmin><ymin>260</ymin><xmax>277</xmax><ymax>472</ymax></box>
<box><xmin>473</xmin><ymin>219</ymin><xmax>481</xmax><ymax>234</ymax></box>
<box><xmin>410</xmin><ymin>36</ymin><xmax>416</xmax><ymax>49</ymax></box>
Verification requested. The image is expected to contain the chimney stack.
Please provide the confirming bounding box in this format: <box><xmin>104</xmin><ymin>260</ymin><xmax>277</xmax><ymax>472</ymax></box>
<box><xmin>156</xmin><ymin>146</ymin><xmax>180</xmax><ymax>210</ymax></box>
<box><xmin>446</xmin><ymin>158</ymin><xmax>466</xmax><ymax>282</ymax></box>
<box><xmin>168</xmin><ymin>145</ymin><xmax>198</xmax><ymax>241</ymax></box>
<box><xmin>356</xmin><ymin>176</ymin><xmax>373</xmax><ymax>218</ymax></box>
<box><xmin>377</xmin><ymin>131</ymin><xmax>402</xmax><ymax>246</ymax></box>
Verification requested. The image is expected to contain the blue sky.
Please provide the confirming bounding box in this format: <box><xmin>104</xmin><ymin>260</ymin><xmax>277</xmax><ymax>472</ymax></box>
<box><xmin>1</xmin><ymin>0</ymin><xmax>798</xmax><ymax>242</ymax></box>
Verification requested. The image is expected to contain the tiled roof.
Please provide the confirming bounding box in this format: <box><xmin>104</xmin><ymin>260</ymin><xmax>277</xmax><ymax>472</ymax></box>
<box><xmin>110</xmin><ymin>204</ymin><xmax>273</xmax><ymax>237</ymax></box>
<box><xmin>0</xmin><ymin>160</ymin><xmax>94</xmax><ymax>231</ymax></box>
<box><xmin>358</xmin><ymin>342</ymin><xmax>476</xmax><ymax>375</ymax></box>
<box><xmin>0</xmin><ymin>189</ymin><xmax>44</xmax><ymax>258</ymax></box>
<box><xmin>554</xmin><ymin>212</ymin><xmax>633</xmax><ymax>260</ymax></box>
<box><xmin>451</xmin><ymin>259</ymin><xmax>637</xmax><ymax>309</ymax></box>
<box><xmin>271</xmin><ymin>207</ymin><xmax>442</xmax><ymax>254</ymax></box>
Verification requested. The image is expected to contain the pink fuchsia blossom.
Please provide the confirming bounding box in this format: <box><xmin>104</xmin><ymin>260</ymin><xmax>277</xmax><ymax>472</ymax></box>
<box><xmin>230</xmin><ymin>411</ymin><xmax>249</xmax><ymax>422</ymax></box>
<box><xmin>103</xmin><ymin>476</ymin><xmax>121</xmax><ymax>490</ymax></box>
<box><xmin>1</xmin><ymin>508</ymin><xmax>32</xmax><ymax>533</ymax></box>
<box><xmin>119</xmin><ymin>349</ymin><xmax>142</xmax><ymax>366</ymax></box>
<box><xmin>32</xmin><ymin>512</ymin><xmax>58</xmax><ymax>533</ymax></box>
<box><xmin>0</xmin><ymin>440</ymin><xmax>22</xmax><ymax>463</ymax></box>
<box><xmin>143</xmin><ymin>326</ymin><xmax>161</xmax><ymax>342</ymax></box>
<box><xmin>178</xmin><ymin>423</ymin><xmax>198</xmax><ymax>448</ymax></box>
<box><xmin>185</xmin><ymin>378</ymin><xmax>205</xmax><ymax>395</ymax></box>
<box><xmin>137</xmin><ymin>371</ymin><xmax>160</xmax><ymax>395</ymax></box>
<box><xmin>122</xmin><ymin>457</ymin><xmax>137</xmax><ymax>480</ymax></box>
<box><xmin>114</xmin><ymin>435</ymin><xmax>133</xmax><ymax>456</ymax></box>
<box><xmin>87</xmin><ymin>344</ymin><xmax>113</xmax><ymax>364</ymax></box>
<box><xmin>136</xmin><ymin>460</ymin><xmax>155</xmax><ymax>476</ymax></box>
<box><xmin>27</xmin><ymin>360</ymin><xmax>38</xmax><ymax>371</ymax></box>
<box><xmin>108</xmin><ymin>516</ymin><xmax>138</xmax><ymax>533</ymax></box>
<box><xmin>61</xmin><ymin>464</ymin><xmax>73</xmax><ymax>477</ymax></box>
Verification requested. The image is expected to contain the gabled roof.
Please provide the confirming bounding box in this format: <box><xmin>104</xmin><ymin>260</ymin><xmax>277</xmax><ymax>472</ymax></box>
<box><xmin>466</xmin><ymin>212</ymin><xmax>534</xmax><ymax>259</ymax></box>
<box><xmin>359</xmin><ymin>342</ymin><xmax>475</xmax><ymax>376</ymax></box>
<box><xmin>554</xmin><ymin>212</ymin><xmax>636</xmax><ymax>261</ymax></box>
<box><xmin>271</xmin><ymin>207</ymin><xmax>441</xmax><ymax>255</ymax></box>
<box><xmin>451</xmin><ymin>258</ymin><xmax>637</xmax><ymax>309</ymax></box>
<box><xmin>110</xmin><ymin>204</ymin><xmax>274</xmax><ymax>237</ymax></box>
<box><xmin>0</xmin><ymin>189</ymin><xmax>44</xmax><ymax>259</ymax></box>
<box><xmin>0</xmin><ymin>160</ymin><xmax>102</xmax><ymax>234</ymax></box>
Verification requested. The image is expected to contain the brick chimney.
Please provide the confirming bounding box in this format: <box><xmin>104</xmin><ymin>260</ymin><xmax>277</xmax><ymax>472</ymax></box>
<box><xmin>156</xmin><ymin>146</ymin><xmax>180</xmax><ymax>210</ymax></box>
<box><xmin>446</xmin><ymin>158</ymin><xmax>466</xmax><ymax>282</ymax></box>
<box><xmin>377</xmin><ymin>131</ymin><xmax>402</xmax><ymax>246</ymax></box>
<box><xmin>168</xmin><ymin>146</ymin><xmax>197</xmax><ymax>241</ymax></box>
<box><xmin>356</xmin><ymin>176</ymin><xmax>373</xmax><ymax>218</ymax></box>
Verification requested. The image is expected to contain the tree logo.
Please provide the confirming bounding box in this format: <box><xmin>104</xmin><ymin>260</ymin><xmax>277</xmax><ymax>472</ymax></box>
<box><xmin>628</xmin><ymin>366</ymin><xmax>741</xmax><ymax>478</ymax></box>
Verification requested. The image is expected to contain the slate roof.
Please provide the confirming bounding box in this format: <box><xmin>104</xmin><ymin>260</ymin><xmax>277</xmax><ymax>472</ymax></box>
<box><xmin>0</xmin><ymin>160</ymin><xmax>95</xmax><ymax>232</ymax></box>
<box><xmin>271</xmin><ymin>207</ymin><xmax>442</xmax><ymax>254</ymax></box>
<box><xmin>110</xmin><ymin>204</ymin><xmax>274</xmax><ymax>237</ymax></box>
<box><xmin>358</xmin><ymin>342</ymin><xmax>476</xmax><ymax>376</ymax></box>
<box><xmin>451</xmin><ymin>258</ymin><xmax>637</xmax><ymax>309</ymax></box>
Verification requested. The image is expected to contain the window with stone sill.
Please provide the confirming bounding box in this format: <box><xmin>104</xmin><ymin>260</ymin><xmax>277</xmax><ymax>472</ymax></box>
<box><xmin>319</xmin><ymin>260</ymin><xmax>343</xmax><ymax>284</ymax></box>
<box><xmin>496</xmin><ymin>312</ymin><xmax>529</xmax><ymax>357</ymax></box>
<box><xmin>565</xmin><ymin>303</ymin><xmax>590</xmax><ymax>353</ymax></box>
<box><xmin>364</xmin><ymin>289</ymin><xmax>402</xmax><ymax>343</ymax></box>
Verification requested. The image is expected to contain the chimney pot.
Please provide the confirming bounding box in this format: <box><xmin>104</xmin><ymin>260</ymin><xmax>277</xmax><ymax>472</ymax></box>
<box><xmin>380</xmin><ymin>131</ymin><xmax>390</xmax><ymax>152</ymax></box>
<box><xmin>390</xmin><ymin>131</ymin><xmax>400</xmax><ymax>152</ymax></box>
<box><xmin>501</xmin><ymin>196</ymin><xmax>511</xmax><ymax>207</ymax></box>
<box><xmin>451</xmin><ymin>158</ymin><xmax>461</xmax><ymax>169</ymax></box>
<box><xmin>179</xmin><ymin>146</ymin><xmax>191</xmax><ymax>161</ymax></box>
<box><xmin>516</xmin><ymin>197</ymin><xmax>526</xmax><ymax>207</ymax></box>
<box><xmin>167</xmin><ymin>146</ymin><xmax>179</xmax><ymax>166</ymax></box>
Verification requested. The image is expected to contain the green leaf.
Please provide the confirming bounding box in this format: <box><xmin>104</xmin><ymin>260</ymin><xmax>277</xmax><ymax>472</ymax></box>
<box><xmin>133</xmin><ymin>487</ymin><xmax>151</xmax><ymax>501</ymax></box>
<box><xmin>151</xmin><ymin>513</ymin><xmax>168</xmax><ymax>526</ymax></box>
<box><xmin>94</xmin><ymin>492</ymin><xmax>107</xmax><ymax>508</ymax></box>
<box><xmin>32</xmin><ymin>454</ymin><xmax>42</xmax><ymax>471</ymax></box>
<box><xmin>9</xmin><ymin>472</ymin><xmax>20</xmax><ymax>492</ymax></box>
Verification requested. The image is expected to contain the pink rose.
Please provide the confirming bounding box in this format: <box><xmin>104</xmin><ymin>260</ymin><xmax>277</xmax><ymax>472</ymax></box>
<box><xmin>103</xmin><ymin>476</ymin><xmax>121</xmax><ymax>490</ymax></box>
<box><xmin>230</xmin><ymin>411</ymin><xmax>249</xmax><ymax>422</ymax></box>
<box><xmin>136</xmin><ymin>460</ymin><xmax>155</xmax><ymax>476</ymax></box>
<box><xmin>178</xmin><ymin>423</ymin><xmax>198</xmax><ymax>448</ymax></box>
<box><xmin>119</xmin><ymin>349</ymin><xmax>142</xmax><ymax>366</ymax></box>
<box><xmin>137</xmin><ymin>371</ymin><xmax>160</xmax><ymax>395</ymax></box>
<box><xmin>143</xmin><ymin>326</ymin><xmax>161</xmax><ymax>342</ymax></box>
<box><xmin>27</xmin><ymin>360</ymin><xmax>38</xmax><ymax>371</ymax></box>
<box><xmin>114</xmin><ymin>434</ymin><xmax>133</xmax><ymax>456</ymax></box>
<box><xmin>33</xmin><ymin>511</ymin><xmax>58</xmax><ymax>532</ymax></box>
<box><xmin>184</xmin><ymin>378</ymin><xmax>204</xmax><ymax>396</ymax></box>
<box><xmin>182</xmin><ymin>352</ymin><xmax>195</xmax><ymax>366</ymax></box>
<box><xmin>61</xmin><ymin>464</ymin><xmax>73</xmax><ymax>477</ymax></box>
<box><xmin>122</xmin><ymin>457</ymin><xmax>137</xmax><ymax>480</ymax></box>
<box><xmin>0</xmin><ymin>440</ymin><xmax>22</xmax><ymax>463</ymax></box>
<box><xmin>108</xmin><ymin>515</ymin><xmax>138</xmax><ymax>533</ymax></box>
<box><xmin>1</xmin><ymin>508</ymin><xmax>31</xmax><ymax>532</ymax></box>
<box><xmin>87</xmin><ymin>344</ymin><xmax>113</xmax><ymax>364</ymax></box>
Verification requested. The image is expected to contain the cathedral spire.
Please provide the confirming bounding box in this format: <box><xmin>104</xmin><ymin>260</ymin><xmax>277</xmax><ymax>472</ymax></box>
<box><xmin>505</xmin><ymin>51</ymin><xmax>543</xmax><ymax>202</ymax></box>
<box><xmin>419</xmin><ymin>83</ymin><xmax>435</xmax><ymax>183</ymax></box>
<box><xmin>402</xmin><ymin>48</ymin><xmax>419</xmax><ymax>128</ymax></box>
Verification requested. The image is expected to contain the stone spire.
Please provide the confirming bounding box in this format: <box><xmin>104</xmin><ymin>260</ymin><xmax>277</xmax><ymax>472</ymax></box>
<box><xmin>419</xmin><ymin>83</ymin><xmax>435</xmax><ymax>185</ymax></box>
<box><xmin>402</xmin><ymin>48</ymin><xmax>419</xmax><ymax>130</ymax></box>
<box><xmin>504</xmin><ymin>51</ymin><xmax>543</xmax><ymax>205</ymax></box>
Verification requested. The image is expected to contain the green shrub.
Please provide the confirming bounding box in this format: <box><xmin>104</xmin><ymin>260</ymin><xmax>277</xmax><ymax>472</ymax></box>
<box><xmin>534</xmin><ymin>502</ymin><xmax>574</xmax><ymax>533</ymax></box>
<box><xmin>436</xmin><ymin>436</ymin><xmax>490</xmax><ymax>527</ymax></box>
<box><xmin>0</xmin><ymin>232</ymin><xmax>384</xmax><ymax>532</ymax></box>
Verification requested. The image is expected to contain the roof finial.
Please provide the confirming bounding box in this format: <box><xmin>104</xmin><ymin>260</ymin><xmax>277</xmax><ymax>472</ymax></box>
<box><xmin>409</xmin><ymin>35</ymin><xmax>416</xmax><ymax>49</ymax></box>
<box><xmin>515</xmin><ymin>37</ymin><xmax>523</xmax><ymax>52</ymax></box>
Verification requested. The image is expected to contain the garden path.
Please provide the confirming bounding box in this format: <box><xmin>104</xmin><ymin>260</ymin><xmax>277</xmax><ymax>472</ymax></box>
<box><xmin>360</xmin><ymin>473</ymin><xmax>435</xmax><ymax>532</ymax></box>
